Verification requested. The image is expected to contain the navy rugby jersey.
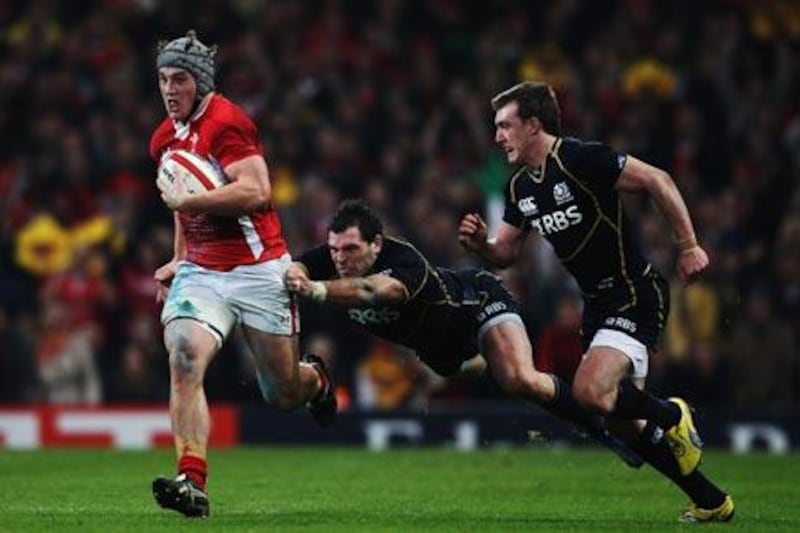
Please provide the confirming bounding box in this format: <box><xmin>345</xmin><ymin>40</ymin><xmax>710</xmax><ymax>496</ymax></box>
<box><xmin>503</xmin><ymin>137</ymin><xmax>648</xmax><ymax>296</ymax></box>
<box><xmin>298</xmin><ymin>237</ymin><xmax>485</xmax><ymax>353</ymax></box>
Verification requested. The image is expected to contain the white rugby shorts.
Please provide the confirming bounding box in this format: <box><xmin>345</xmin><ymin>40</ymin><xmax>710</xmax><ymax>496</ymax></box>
<box><xmin>588</xmin><ymin>328</ymin><xmax>649</xmax><ymax>379</ymax></box>
<box><xmin>161</xmin><ymin>254</ymin><xmax>298</xmax><ymax>346</ymax></box>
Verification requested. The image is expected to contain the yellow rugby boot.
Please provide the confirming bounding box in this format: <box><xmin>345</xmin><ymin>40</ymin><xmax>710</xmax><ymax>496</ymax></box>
<box><xmin>679</xmin><ymin>495</ymin><xmax>735</xmax><ymax>523</ymax></box>
<box><xmin>665</xmin><ymin>397</ymin><xmax>703</xmax><ymax>475</ymax></box>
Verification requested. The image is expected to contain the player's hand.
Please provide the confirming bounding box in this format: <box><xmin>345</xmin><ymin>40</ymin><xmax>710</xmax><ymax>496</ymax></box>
<box><xmin>157</xmin><ymin>174</ymin><xmax>190</xmax><ymax>211</ymax></box>
<box><xmin>154</xmin><ymin>260</ymin><xmax>178</xmax><ymax>303</ymax></box>
<box><xmin>284</xmin><ymin>264</ymin><xmax>312</xmax><ymax>298</ymax></box>
<box><xmin>458</xmin><ymin>213</ymin><xmax>488</xmax><ymax>253</ymax></box>
<box><xmin>676</xmin><ymin>245</ymin><xmax>708</xmax><ymax>285</ymax></box>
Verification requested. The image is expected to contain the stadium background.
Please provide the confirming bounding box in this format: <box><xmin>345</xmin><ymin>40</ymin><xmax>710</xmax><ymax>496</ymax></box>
<box><xmin>0</xmin><ymin>0</ymin><xmax>798</xmax><ymax>449</ymax></box>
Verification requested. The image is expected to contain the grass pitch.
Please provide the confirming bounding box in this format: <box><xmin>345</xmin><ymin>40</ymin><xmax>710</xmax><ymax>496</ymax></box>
<box><xmin>0</xmin><ymin>447</ymin><xmax>797</xmax><ymax>531</ymax></box>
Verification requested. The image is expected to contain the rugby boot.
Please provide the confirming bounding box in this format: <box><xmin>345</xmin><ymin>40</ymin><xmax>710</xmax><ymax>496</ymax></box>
<box><xmin>303</xmin><ymin>353</ymin><xmax>337</xmax><ymax>427</ymax></box>
<box><xmin>665</xmin><ymin>397</ymin><xmax>703</xmax><ymax>475</ymax></box>
<box><xmin>679</xmin><ymin>495</ymin><xmax>735</xmax><ymax>523</ymax></box>
<box><xmin>152</xmin><ymin>473</ymin><xmax>209</xmax><ymax>518</ymax></box>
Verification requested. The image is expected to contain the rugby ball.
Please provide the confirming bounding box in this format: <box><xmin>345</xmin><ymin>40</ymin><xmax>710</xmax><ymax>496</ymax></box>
<box><xmin>157</xmin><ymin>149</ymin><xmax>227</xmax><ymax>194</ymax></box>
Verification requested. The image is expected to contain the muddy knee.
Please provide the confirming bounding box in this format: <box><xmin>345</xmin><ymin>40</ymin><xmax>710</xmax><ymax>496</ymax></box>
<box><xmin>169</xmin><ymin>335</ymin><xmax>204</xmax><ymax>386</ymax></box>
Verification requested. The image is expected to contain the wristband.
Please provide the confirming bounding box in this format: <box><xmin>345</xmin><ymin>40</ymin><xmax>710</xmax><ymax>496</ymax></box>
<box><xmin>309</xmin><ymin>281</ymin><xmax>328</xmax><ymax>302</ymax></box>
<box><xmin>675</xmin><ymin>234</ymin><xmax>698</xmax><ymax>252</ymax></box>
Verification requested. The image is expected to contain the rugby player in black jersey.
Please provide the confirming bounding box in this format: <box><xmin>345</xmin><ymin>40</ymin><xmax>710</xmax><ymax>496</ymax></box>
<box><xmin>459</xmin><ymin>81</ymin><xmax>733</xmax><ymax>523</ymax></box>
<box><xmin>285</xmin><ymin>199</ymin><xmax>642</xmax><ymax>465</ymax></box>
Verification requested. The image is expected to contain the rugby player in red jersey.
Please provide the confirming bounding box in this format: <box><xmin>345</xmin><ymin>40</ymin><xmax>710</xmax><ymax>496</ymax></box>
<box><xmin>149</xmin><ymin>30</ymin><xmax>335</xmax><ymax>518</ymax></box>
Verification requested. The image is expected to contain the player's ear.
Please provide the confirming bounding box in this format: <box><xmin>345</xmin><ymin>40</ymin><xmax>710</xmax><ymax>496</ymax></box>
<box><xmin>527</xmin><ymin>116</ymin><xmax>541</xmax><ymax>135</ymax></box>
<box><xmin>371</xmin><ymin>233</ymin><xmax>384</xmax><ymax>254</ymax></box>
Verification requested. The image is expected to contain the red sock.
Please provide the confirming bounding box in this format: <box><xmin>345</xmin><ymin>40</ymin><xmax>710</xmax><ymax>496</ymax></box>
<box><xmin>178</xmin><ymin>455</ymin><xmax>207</xmax><ymax>491</ymax></box>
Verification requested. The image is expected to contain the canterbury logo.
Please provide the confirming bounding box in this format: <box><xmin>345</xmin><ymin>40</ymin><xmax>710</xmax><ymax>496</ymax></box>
<box><xmin>517</xmin><ymin>196</ymin><xmax>539</xmax><ymax>215</ymax></box>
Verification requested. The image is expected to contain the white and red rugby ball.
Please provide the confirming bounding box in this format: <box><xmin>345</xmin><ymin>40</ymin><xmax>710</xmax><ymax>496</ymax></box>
<box><xmin>157</xmin><ymin>149</ymin><xmax>228</xmax><ymax>194</ymax></box>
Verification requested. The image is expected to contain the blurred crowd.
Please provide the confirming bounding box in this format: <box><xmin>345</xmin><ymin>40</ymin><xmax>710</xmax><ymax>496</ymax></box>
<box><xmin>1</xmin><ymin>0</ymin><xmax>798</xmax><ymax>411</ymax></box>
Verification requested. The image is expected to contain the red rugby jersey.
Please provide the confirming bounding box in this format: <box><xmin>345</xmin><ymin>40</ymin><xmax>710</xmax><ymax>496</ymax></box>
<box><xmin>150</xmin><ymin>94</ymin><xmax>287</xmax><ymax>270</ymax></box>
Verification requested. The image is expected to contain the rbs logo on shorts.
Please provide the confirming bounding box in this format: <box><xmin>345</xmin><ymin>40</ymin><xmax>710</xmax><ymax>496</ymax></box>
<box><xmin>476</xmin><ymin>301</ymin><xmax>507</xmax><ymax>322</ymax></box>
<box><xmin>530</xmin><ymin>205</ymin><xmax>583</xmax><ymax>235</ymax></box>
<box><xmin>604</xmin><ymin>316</ymin><xmax>637</xmax><ymax>332</ymax></box>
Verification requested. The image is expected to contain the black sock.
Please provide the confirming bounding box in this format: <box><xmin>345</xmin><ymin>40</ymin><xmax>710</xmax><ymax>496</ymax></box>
<box><xmin>613</xmin><ymin>380</ymin><xmax>680</xmax><ymax>428</ymax></box>
<box><xmin>543</xmin><ymin>374</ymin><xmax>607</xmax><ymax>437</ymax></box>
<box><xmin>635</xmin><ymin>423</ymin><xmax>726</xmax><ymax>508</ymax></box>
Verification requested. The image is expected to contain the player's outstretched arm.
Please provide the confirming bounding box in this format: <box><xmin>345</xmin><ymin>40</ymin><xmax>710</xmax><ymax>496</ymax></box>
<box><xmin>285</xmin><ymin>263</ymin><xmax>408</xmax><ymax>306</ymax></box>
<box><xmin>459</xmin><ymin>214</ymin><xmax>526</xmax><ymax>269</ymax></box>
<box><xmin>615</xmin><ymin>156</ymin><xmax>709</xmax><ymax>285</ymax></box>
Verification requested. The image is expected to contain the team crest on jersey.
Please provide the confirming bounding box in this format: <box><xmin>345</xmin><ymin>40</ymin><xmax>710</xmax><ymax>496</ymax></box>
<box><xmin>553</xmin><ymin>182</ymin><xmax>574</xmax><ymax>205</ymax></box>
<box><xmin>517</xmin><ymin>196</ymin><xmax>539</xmax><ymax>216</ymax></box>
<box><xmin>189</xmin><ymin>132</ymin><xmax>200</xmax><ymax>152</ymax></box>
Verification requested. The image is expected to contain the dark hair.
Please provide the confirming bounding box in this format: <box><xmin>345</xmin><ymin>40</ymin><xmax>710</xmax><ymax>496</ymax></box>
<box><xmin>329</xmin><ymin>199</ymin><xmax>383</xmax><ymax>242</ymax></box>
<box><xmin>491</xmin><ymin>81</ymin><xmax>562</xmax><ymax>135</ymax></box>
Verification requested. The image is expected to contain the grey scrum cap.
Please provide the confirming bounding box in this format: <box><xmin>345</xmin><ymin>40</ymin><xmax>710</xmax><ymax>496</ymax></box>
<box><xmin>156</xmin><ymin>29</ymin><xmax>217</xmax><ymax>99</ymax></box>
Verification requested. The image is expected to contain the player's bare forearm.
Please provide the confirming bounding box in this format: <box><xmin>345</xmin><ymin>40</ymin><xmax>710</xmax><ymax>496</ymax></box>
<box><xmin>459</xmin><ymin>214</ymin><xmax>523</xmax><ymax>268</ymax></box>
<box><xmin>286</xmin><ymin>267</ymin><xmax>407</xmax><ymax>306</ymax></box>
<box><xmin>325</xmin><ymin>278</ymin><xmax>380</xmax><ymax>306</ymax></box>
<box><xmin>617</xmin><ymin>157</ymin><xmax>697</xmax><ymax>242</ymax></box>
<box><xmin>177</xmin><ymin>155</ymin><xmax>271</xmax><ymax>215</ymax></box>
<box><xmin>477</xmin><ymin>239</ymin><xmax>520</xmax><ymax>269</ymax></box>
<box><xmin>178</xmin><ymin>178</ymin><xmax>268</xmax><ymax>215</ymax></box>
<box><xmin>321</xmin><ymin>276</ymin><xmax>408</xmax><ymax>306</ymax></box>
<box><xmin>618</xmin><ymin>158</ymin><xmax>709</xmax><ymax>283</ymax></box>
<box><xmin>648</xmin><ymin>173</ymin><xmax>697</xmax><ymax>243</ymax></box>
<box><xmin>642</xmin><ymin>174</ymin><xmax>709</xmax><ymax>283</ymax></box>
<box><xmin>461</xmin><ymin>238</ymin><xmax>516</xmax><ymax>268</ymax></box>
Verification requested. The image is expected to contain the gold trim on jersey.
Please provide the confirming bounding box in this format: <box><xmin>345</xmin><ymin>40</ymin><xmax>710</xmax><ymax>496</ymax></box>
<box><xmin>428</xmin><ymin>268</ymin><xmax>457</xmax><ymax>306</ymax></box>
<box><xmin>506</xmin><ymin>167</ymin><xmax>529</xmax><ymax>230</ymax></box>
<box><xmin>385</xmin><ymin>236</ymin><xmax>430</xmax><ymax>301</ymax></box>
<box><xmin>507</xmin><ymin>166</ymin><xmax>526</xmax><ymax>203</ymax></box>
<box><xmin>526</xmin><ymin>157</ymin><xmax>546</xmax><ymax>183</ymax></box>
<box><xmin>550</xmin><ymin>139</ymin><xmax>635</xmax><ymax>304</ymax></box>
<box><xmin>563</xmin><ymin>215</ymin><xmax>602</xmax><ymax>262</ymax></box>
<box><xmin>386</xmin><ymin>236</ymin><xmax>472</xmax><ymax>309</ymax></box>
<box><xmin>615</xmin><ymin>196</ymin><xmax>637</xmax><ymax>310</ymax></box>
<box><xmin>550</xmin><ymin>137</ymin><xmax>563</xmax><ymax>157</ymax></box>
<box><xmin>651</xmin><ymin>271</ymin><xmax>666</xmax><ymax>336</ymax></box>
